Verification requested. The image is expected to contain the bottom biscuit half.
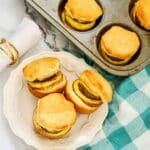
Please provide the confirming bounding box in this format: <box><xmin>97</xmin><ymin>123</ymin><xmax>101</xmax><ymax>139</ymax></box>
<box><xmin>65</xmin><ymin>84</ymin><xmax>99</xmax><ymax>114</ymax></box>
<box><xmin>61</xmin><ymin>11</ymin><xmax>96</xmax><ymax>31</ymax></box>
<box><xmin>28</xmin><ymin>74</ymin><xmax>67</xmax><ymax>98</ymax></box>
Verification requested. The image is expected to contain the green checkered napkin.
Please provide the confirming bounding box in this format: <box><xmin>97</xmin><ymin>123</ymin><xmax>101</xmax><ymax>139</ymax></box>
<box><xmin>63</xmin><ymin>47</ymin><xmax>150</xmax><ymax>150</ymax></box>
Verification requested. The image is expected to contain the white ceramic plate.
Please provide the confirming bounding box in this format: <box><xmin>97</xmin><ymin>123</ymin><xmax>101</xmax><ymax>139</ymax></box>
<box><xmin>3</xmin><ymin>51</ymin><xmax>108</xmax><ymax>150</ymax></box>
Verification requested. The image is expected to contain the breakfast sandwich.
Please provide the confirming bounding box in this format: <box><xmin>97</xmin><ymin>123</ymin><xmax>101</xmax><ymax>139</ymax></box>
<box><xmin>65</xmin><ymin>69</ymin><xmax>112</xmax><ymax>114</ymax></box>
<box><xmin>33</xmin><ymin>93</ymin><xmax>77</xmax><ymax>139</ymax></box>
<box><xmin>99</xmin><ymin>26</ymin><xmax>140</xmax><ymax>65</ymax></box>
<box><xmin>61</xmin><ymin>0</ymin><xmax>103</xmax><ymax>31</ymax></box>
<box><xmin>23</xmin><ymin>57</ymin><xmax>67</xmax><ymax>98</ymax></box>
<box><xmin>131</xmin><ymin>0</ymin><xmax>150</xmax><ymax>30</ymax></box>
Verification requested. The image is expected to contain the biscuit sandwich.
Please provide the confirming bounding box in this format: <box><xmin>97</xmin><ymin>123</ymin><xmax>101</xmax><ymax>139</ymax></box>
<box><xmin>131</xmin><ymin>0</ymin><xmax>150</xmax><ymax>30</ymax></box>
<box><xmin>33</xmin><ymin>93</ymin><xmax>77</xmax><ymax>139</ymax></box>
<box><xmin>61</xmin><ymin>0</ymin><xmax>103</xmax><ymax>31</ymax></box>
<box><xmin>23</xmin><ymin>57</ymin><xmax>67</xmax><ymax>98</ymax></box>
<box><xmin>100</xmin><ymin>26</ymin><xmax>140</xmax><ymax>65</ymax></box>
<box><xmin>65</xmin><ymin>69</ymin><xmax>112</xmax><ymax>114</ymax></box>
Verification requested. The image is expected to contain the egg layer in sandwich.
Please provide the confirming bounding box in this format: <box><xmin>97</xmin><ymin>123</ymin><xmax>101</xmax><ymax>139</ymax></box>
<box><xmin>131</xmin><ymin>0</ymin><xmax>150</xmax><ymax>30</ymax></box>
<box><xmin>65</xmin><ymin>70</ymin><xmax>112</xmax><ymax>114</ymax></box>
<box><xmin>100</xmin><ymin>26</ymin><xmax>140</xmax><ymax>65</ymax></box>
<box><xmin>33</xmin><ymin>93</ymin><xmax>77</xmax><ymax>139</ymax></box>
<box><xmin>23</xmin><ymin>57</ymin><xmax>67</xmax><ymax>98</ymax></box>
<box><xmin>61</xmin><ymin>0</ymin><xmax>103</xmax><ymax>31</ymax></box>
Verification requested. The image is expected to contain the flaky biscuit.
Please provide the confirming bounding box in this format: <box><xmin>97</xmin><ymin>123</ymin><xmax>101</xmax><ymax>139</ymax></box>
<box><xmin>100</xmin><ymin>26</ymin><xmax>140</xmax><ymax>60</ymax></box>
<box><xmin>23</xmin><ymin>57</ymin><xmax>60</xmax><ymax>82</ymax></box>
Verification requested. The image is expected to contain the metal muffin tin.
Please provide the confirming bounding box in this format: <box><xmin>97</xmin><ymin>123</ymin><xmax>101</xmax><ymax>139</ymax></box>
<box><xmin>25</xmin><ymin>0</ymin><xmax>150</xmax><ymax>76</ymax></box>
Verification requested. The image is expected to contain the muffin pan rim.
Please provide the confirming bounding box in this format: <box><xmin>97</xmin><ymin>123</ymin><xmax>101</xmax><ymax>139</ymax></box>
<box><xmin>25</xmin><ymin>0</ymin><xmax>150</xmax><ymax>76</ymax></box>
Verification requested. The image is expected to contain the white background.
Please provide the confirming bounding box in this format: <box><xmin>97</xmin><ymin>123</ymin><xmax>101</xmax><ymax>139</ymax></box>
<box><xmin>0</xmin><ymin>0</ymin><xmax>44</xmax><ymax>149</ymax></box>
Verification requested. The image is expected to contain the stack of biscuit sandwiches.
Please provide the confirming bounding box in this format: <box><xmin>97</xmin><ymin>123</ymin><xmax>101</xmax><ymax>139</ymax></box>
<box><xmin>23</xmin><ymin>57</ymin><xmax>112</xmax><ymax>139</ymax></box>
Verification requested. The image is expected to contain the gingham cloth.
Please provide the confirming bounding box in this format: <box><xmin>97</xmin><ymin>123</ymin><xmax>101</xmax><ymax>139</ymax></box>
<box><xmin>63</xmin><ymin>47</ymin><xmax>150</xmax><ymax>150</ymax></box>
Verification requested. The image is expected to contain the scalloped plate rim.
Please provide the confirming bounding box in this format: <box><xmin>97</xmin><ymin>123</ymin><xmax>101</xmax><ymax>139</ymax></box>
<box><xmin>3</xmin><ymin>51</ymin><xmax>108</xmax><ymax>150</ymax></box>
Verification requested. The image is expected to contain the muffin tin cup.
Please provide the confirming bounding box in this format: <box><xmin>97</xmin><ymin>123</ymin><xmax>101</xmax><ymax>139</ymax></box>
<box><xmin>95</xmin><ymin>23</ymin><xmax>142</xmax><ymax>68</ymax></box>
<box><xmin>58</xmin><ymin>0</ymin><xmax>103</xmax><ymax>32</ymax></box>
<box><xmin>129</xmin><ymin>0</ymin><xmax>150</xmax><ymax>32</ymax></box>
<box><xmin>25</xmin><ymin>0</ymin><xmax>150</xmax><ymax>76</ymax></box>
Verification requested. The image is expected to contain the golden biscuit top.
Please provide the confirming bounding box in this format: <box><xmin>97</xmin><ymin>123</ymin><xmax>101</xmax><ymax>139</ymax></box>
<box><xmin>65</xmin><ymin>0</ymin><xmax>103</xmax><ymax>22</ymax></box>
<box><xmin>23</xmin><ymin>57</ymin><xmax>60</xmax><ymax>82</ymax></box>
<box><xmin>36</xmin><ymin>93</ymin><xmax>76</xmax><ymax>131</ymax></box>
<box><xmin>135</xmin><ymin>0</ymin><xmax>150</xmax><ymax>30</ymax></box>
<box><xmin>80</xmin><ymin>70</ymin><xmax>112</xmax><ymax>102</ymax></box>
<box><xmin>101</xmin><ymin>26</ymin><xmax>140</xmax><ymax>59</ymax></box>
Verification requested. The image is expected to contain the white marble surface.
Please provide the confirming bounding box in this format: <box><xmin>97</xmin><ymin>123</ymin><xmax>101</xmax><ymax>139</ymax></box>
<box><xmin>0</xmin><ymin>0</ymin><xmax>54</xmax><ymax>149</ymax></box>
<box><xmin>0</xmin><ymin>0</ymin><xmax>25</xmax><ymax>38</ymax></box>
<box><xmin>0</xmin><ymin>41</ymin><xmax>49</xmax><ymax>150</ymax></box>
